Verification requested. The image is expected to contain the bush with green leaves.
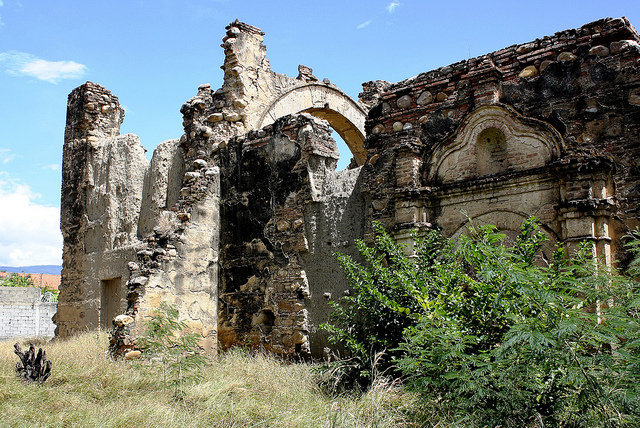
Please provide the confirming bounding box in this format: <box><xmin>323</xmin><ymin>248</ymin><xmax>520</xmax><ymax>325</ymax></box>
<box><xmin>0</xmin><ymin>271</ymin><xmax>59</xmax><ymax>299</ymax></box>
<box><xmin>137</xmin><ymin>302</ymin><xmax>206</xmax><ymax>395</ymax></box>
<box><xmin>1</xmin><ymin>272</ymin><xmax>35</xmax><ymax>288</ymax></box>
<box><xmin>324</xmin><ymin>218</ymin><xmax>640</xmax><ymax>426</ymax></box>
<box><xmin>321</xmin><ymin>221</ymin><xmax>459</xmax><ymax>390</ymax></box>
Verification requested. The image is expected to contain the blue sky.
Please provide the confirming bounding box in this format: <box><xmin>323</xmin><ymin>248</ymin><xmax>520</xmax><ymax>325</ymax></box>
<box><xmin>0</xmin><ymin>0</ymin><xmax>637</xmax><ymax>266</ymax></box>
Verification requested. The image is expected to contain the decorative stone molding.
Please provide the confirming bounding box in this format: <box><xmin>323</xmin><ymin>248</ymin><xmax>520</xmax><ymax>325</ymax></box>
<box><xmin>428</xmin><ymin>104</ymin><xmax>564</xmax><ymax>183</ymax></box>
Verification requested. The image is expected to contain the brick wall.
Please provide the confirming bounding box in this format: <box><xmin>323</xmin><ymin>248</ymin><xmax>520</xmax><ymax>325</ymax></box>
<box><xmin>359</xmin><ymin>17</ymin><xmax>640</xmax><ymax>261</ymax></box>
<box><xmin>0</xmin><ymin>286</ymin><xmax>57</xmax><ymax>339</ymax></box>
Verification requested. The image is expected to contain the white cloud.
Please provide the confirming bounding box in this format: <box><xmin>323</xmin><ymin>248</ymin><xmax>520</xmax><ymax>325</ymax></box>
<box><xmin>357</xmin><ymin>19</ymin><xmax>373</xmax><ymax>29</ymax></box>
<box><xmin>21</xmin><ymin>59</ymin><xmax>87</xmax><ymax>83</ymax></box>
<box><xmin>387</xmin><ymin>1</ymin><xmax>401</xmax><ymax>13</ymax></box>
<box><xmin>0</xmin><ymin>176</ymin><xmax>62</xmax><ymax>266</ymax></box>
<box><xmin>42</xmin><ymin>164</ymin><xmax>60</xmax><ymax>171</ymax></box>
<box><xmin>0</xmin><ymin>149</ymin><xmax>16</xmax><ymax>164</ymax></box>
<box><xmin>0</xmin><ymin>51</ymin><xmax>87</xmax><ymax>83</ymax></box>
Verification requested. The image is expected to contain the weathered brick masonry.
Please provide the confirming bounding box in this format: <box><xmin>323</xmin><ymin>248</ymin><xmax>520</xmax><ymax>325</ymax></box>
<box><xmin>361</xmin><ymin>16</ymin><xmax>640</xmax><ymax>265</ymax></box>
<box><xmin>56</xmin><ymin>17</ymin><xmax>640</xmax><ymax>358</ymax></box>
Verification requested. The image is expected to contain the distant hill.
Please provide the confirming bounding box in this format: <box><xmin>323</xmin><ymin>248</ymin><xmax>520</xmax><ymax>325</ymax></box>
<box><xmin>0</xmin><ymin>265</ymin><xmax>62</xmax><ymax>275</ymax></box>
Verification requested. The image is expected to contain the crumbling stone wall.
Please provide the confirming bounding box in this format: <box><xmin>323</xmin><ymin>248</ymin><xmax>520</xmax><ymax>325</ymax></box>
<box><xmin>217</xmin><ymin>114</ymin><xmax>364</xmax><ymax>357</ymax></box>
<box><xmin>108</xmin><ymin>111</ymin><xmax>364</xmax><ymax>358</ymax></box>
<box><xmin>180</xmin><ymin>20</ymin><xmax>367</xmax><ymax>168</ymax></box>
<box><xmin>56</xmin><ymin>83</ymin><xmax>146</xmax><ymax>337</ymax></box>
<box><xmin>57</xmin><ymin>17</ymin><xmax>640</xmax><ymax>359</ymax></box>
<box><xmin>359</xmin><ymin>17</ymin><xmax>640</xmax><ymax>266</ymax></box>
<box><xmin>57</xmin><ymin>21</ymin><xmax>368</xmax><ymax>358</ymax></box>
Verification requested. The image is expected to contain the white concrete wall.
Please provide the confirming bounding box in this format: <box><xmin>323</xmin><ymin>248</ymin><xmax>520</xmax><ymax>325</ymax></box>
<box><xmin>0</xmin><ymin>286</ymin><xmax>57</xmax><ymax>339</ymax></box>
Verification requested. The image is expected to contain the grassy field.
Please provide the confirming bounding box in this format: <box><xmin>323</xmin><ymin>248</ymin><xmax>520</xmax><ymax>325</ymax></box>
<box><xmin>0</xmin><ymin>332</ymin><xmax>422</xmax><ymax>428</ymax></box>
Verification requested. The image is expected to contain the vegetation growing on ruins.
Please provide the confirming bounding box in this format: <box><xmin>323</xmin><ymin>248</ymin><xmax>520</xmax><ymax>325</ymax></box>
<box><xmin>323</xmin><ymin>219</ymin><xmax>640</xmax><ymax>426</ymax></box>
<box><xmin>3</xmin><ymin>221</ymin><xmax>640</xmax><ymax>426</ymax></box>
<box><xmin>137</xmin><ymin>302</ymin><xmax>208</xmax><ymax>394</ymax></box>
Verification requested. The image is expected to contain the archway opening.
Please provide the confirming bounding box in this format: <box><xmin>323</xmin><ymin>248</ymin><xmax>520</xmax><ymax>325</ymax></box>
<box><xmin>332</xmin><ymin>130</ymin><xmax>354</xmax><ymax>171</ymax></box>
<box><xmin>256</xmin><ymin>83</ymin><xmax>368</xmax><ymax>166</ymax></box>
<box><xmin>301</xmin><ymin>107</ymin><xmax>366</xmax><ymax>167</ymax></box>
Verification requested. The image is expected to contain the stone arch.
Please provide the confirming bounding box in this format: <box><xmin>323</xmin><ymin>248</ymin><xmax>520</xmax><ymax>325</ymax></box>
<box><xmin>450</xmin><ymin>210</ymin><xmax>559</xmax><ymax>258</ymax></box>
<box><xmin>257</xmin><ymin>83</ymin><xmax>368</xmax><ymax>165</ymax></box>
<box><xmin>428</xmin><ymin>104</ymin><xmax>564</xmax><ymax>183</ymax></box>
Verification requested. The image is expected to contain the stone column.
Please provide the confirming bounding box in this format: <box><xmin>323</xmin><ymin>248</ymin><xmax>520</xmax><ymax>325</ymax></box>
<box><xmin>56</xmin><ymin>83</ymin><xmax>125</xmax><ymax>338</ymax></box>
<box><xmin>557</xmin><ymin>158</ymin><xmax>616</xmax><ymax>265</ymax></box>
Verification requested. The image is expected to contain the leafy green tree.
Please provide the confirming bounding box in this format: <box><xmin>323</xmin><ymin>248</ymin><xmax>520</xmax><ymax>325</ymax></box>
<box><xmin>1</xmin><ymin>272</ymin><xmax>59</xmax><ymax>300</ymax></box>
<box><xmin>398</xmin><ymin>221</ymin><xmax>640</xmax><ymax>426</ymax></box>
<box><xmin>321</xmin><ymin>221</ymin><xmax>460</xmax><ymax>389</ymax></box>
<box><xmin>1</xmin><ymin>272</ymin><xmax>35</xmax><ymax>288</ymax></box>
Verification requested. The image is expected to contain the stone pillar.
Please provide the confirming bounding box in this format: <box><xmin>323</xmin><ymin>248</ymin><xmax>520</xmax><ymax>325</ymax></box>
<box><xmin>557</xmin><ymin>158</ymin><xmax>616</xmax><ymax>265</ymax></box>
<box><xmin>56</xmin><ymin>83</ymin><xmax>125</xmax><ymax>338</ymax></box>
<box><xmin>220</xmin><ymin>20</ymin><xmax>269</xmax><ymax>132</ymax></box>
<box><xmin>396</xmin><ymin>146</ymin><xmax>423</xmax><ymax>188</ymax></box>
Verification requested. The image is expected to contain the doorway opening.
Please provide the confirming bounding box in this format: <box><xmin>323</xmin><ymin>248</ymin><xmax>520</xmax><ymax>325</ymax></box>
<box><xmin>100</xmin><ymin>277</ymin><xmax>123</xmax><ymax>329</ymax></box>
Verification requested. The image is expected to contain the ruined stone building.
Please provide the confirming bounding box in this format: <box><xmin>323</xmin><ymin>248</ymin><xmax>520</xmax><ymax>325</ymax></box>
<box><xmin>55</xmin><ymin>18</ymin><xmax>640</xmax><ymax>358</ymax></box>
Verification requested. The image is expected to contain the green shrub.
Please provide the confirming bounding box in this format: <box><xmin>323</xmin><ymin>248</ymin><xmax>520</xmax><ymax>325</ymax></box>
<box><xmin>324</xmin><ymin>218</ymin><xmax>640</xmax><ymax>426</ymax></box>
<box><xmin>1</xmin><ymin>272</ymin><xmax>35</xmax><ymax>288</ymax></box>
<box><xmin>0</xmin><ymin>271</ymin><xmax>59</xmax><ymax>300</ymax></box>
<box><xmin>320</xmin><ymin>221</ymin><xmax>460</xmax><ymax>390</ymax></box>
<box><xmin>137</xmin><ymin>302</ymin><xmax>206</xmax><ymax>395</ymax></box>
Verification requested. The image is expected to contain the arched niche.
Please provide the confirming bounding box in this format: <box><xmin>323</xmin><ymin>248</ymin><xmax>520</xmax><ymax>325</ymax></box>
<box><xmin>476</xmin><ymin>127</ymin><xmax>508</xmax><ymax>175</ymax></box>
<box><xmin>427</xmin><ymin>104</ymin><xmax>564</xmax><ymax>184</ymax></box>
<box><xmin>257</xmin><ymin>83</ymin><xmax>368</xmax><ymax>165</ymax></box>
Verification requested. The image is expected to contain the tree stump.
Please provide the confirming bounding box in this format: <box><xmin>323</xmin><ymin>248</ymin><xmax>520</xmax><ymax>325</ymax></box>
<box><xmin>14</xmin><ymin>343</ymin><xmax>52</xmax><ymax>382</ymax></box>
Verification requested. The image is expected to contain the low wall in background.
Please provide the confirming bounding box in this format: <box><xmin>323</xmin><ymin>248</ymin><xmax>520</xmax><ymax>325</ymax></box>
<box><xmin>0</xmin><ymin>286</ymin><xmax>57</xmax><ymax>339</ymax></box>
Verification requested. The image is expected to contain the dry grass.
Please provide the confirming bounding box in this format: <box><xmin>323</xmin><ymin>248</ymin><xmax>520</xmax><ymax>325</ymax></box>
<box><xmin>0</xmin><ymin>332</ymin><xmax>420</xmax><ymax>428</ymax></box>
